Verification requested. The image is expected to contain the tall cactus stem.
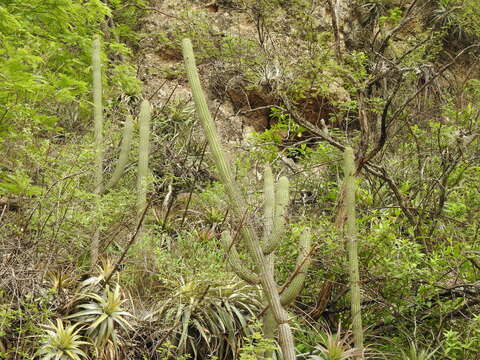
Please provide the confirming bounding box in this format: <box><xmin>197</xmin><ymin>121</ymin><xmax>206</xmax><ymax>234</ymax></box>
<box><xmin>344</xmin><ymin>147</ymin><xmax>364</xmax><ymax>357</ymax></box>
<box><xmin>136</xmin><ymin>100</ymin><xmax>151</xmax><ymax>219</ymax></box>
<box><xmin>90</xmin><ymin>34</ymin><xmax>152</xmax><ymax>267</ymax></box>
<box><xmin>106</xmin><ymin>115</ymin><xmax>134</xmax><ymax>190</ymax></box>
<box><xmin>183</xmin><ymin>38</ymin><xmax>296</xmax><ymax>360</ymax></box>
<box><xmin>92</xmin><ymin>35</ymin><xmax>104</xmax><ymax>195</ymax></box>
<box><xmin>91</xmin><ymin>34</ymin><xmax>104</xmax><ymax>267</ymax></box>
<box><xmin>261</xmin><ymin>167</ymin><xmax>277</xmax><ymax>359</ymax></box>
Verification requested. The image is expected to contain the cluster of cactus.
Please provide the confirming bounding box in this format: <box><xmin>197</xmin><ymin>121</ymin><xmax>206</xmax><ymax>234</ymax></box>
<box><xmin>182</xmin><ymin>38</ymin><xmax>312</xmax><ymax>360</ymax></box>
<box><xmin>222</xmin><ymin>167</ymin><xmax>313</xmax><ymax>359</ymax></box>
<box><xmin>91</xmin><ymin>35</ymin><xmax>151</xmax><ymax>266</ymax></box>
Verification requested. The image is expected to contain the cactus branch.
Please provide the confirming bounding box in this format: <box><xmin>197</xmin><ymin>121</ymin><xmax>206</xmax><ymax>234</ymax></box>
<box><xmin>261</xmin><ymin>166</ymin><xmax>278</xmax><ymax>359</ymax></box>
<box><xmin>263</xmin><ymin>166</ymin><xmax>275</xmax><ymax>239</ymax></box>
<box><xmin>221</xmin><ymin>232</ymin><xmax>260</xmax><ymax>285</ymax></box>
<box><xmin>344</xmin><ymin>146</ymin><xmax>364</xmax><ymax>356</ymax></box>
<box><xmin>263</xmin><ymin>176</ymin><xmax>289</xmax><ymax>255</ymax></box>
<box><xmin>280</xmin><ymin>228</ymin><xmax>312</xmax><ymax>306</ymax></box>
<box><xmin>90</xmin><ymin>34</ymin><xmax>152</xmax><ymax>267</ymax></box>
<box><xmin>106</xmin><ymin>115</ymin><xmax>134</xmax><ymax>190</ymax></box>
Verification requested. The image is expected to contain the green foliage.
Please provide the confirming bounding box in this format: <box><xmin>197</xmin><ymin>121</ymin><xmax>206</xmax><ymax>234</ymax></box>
<box><xmin>238</xmin><ymin>323</ymin><xmax>277</xmax><ymax>360</ymax></box>
<box><xmin>379</xmin><ymin>8</ymin><xmax>403</xmax><ymax>26</ymax></box>
<box><xmin>0</xmin><ymin>170</ymin><xmax>42</xmax><ymax>196</ymax></box>
<box><xmin>0</xmin><ymin>0</ymin><xmax>110</xmax><ymax>140</ymax></box>
<box><xmin>0</xmin><ymin>1</ymin><xmax>142</xmax><ymax>206</ymax></box>
<box><xmin>433</xmin><ymin>0</ymin><xmax>480</xmax><ymax>38</ymax></box>
<box><xmin>441</xmin><ymin>326</ymin><xmax>480</xmax><ymax>359</ymax></box>
<box><xmin>156</xmin><ymin>341</ymin><xmax>191</xmax><ymax>360</ymax></box>
<box><xmin>0</xmin><ymin>297</ymin><xmax>55</xmax><ymax>359</ymax></box>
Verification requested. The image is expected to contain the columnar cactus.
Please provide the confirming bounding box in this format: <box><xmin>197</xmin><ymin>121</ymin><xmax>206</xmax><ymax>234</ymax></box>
<box><xmin>344</xmin><ymin>147</ymin><xmax>364</xmax><ymax>357</ymax></box>
<box><xmin>91</xmin><ymin>35</ymin><xmax>104</xmax><ymax>267</ymax></box>
<box><xmin>182</xmin><ymin>38</ymin><xmax>311</xmax><ymax>360</ymax></box>
<box><xmin>90</xmin><ymin>35</ymin><xmax>151</xmax><ymax>266</ymax></box>
<box><xmin>92</xmin><ymin>35</ymin><xmax>104</xmax><ymax>196</ymax></box>
<box><xmin>136</xmin><ymin>100</ymin><xmax>151</xmax><ymax>219</ymax></box>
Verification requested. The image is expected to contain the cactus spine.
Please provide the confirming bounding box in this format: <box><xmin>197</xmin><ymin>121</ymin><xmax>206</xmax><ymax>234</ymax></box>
<box><xmin>90</xmin><ymin>35</ymin><xmax>151</xmax><ymax>266</ymax></box>
<box><xmin>344</xmin><ymin>147</ymin><xmax>364</xmax><ymax>357</ymax></box>
<box><xmin>183</xmin><ymin>38</ymin><xmax>311</xmax><ymax>360</ymax></box>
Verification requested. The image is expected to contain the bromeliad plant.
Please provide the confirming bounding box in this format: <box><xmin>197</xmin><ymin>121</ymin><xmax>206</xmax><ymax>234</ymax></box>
<box><xmin>90</xmin><ymin>35</ymin><xmax>152</xmax><ymax>266</ymax></box>
<box><xmin>155</xmin><ymin>277</ymin><xmax>263</xmax><ymax>359</ymax></box>
<box><xmin>80</xmin><ymin>257</ymin><xmax>117</xmax><ymax>291</ymax></box>
<box><xmin>400</xmin><ymin>341</ymin><xmax>438</xmax><ymax>360</ymax></box>
<box><xmin>308</xmin><ymin>323</ymin><xmax>363</xmax><ymax>360</ymax></box>
<box><xmin>36</xmin><ymin>319</ymin><xmax>89</xmax><ymax>360</ymax></box>
<box><xmin>182</xmin><ymin>38</ymin><xmax>312</xmax><ymax>360</ymax></box>
<box><xmin>66</xmin><ymin>284</ymin><xmax>133</xmax><ymax>350</ymax></box>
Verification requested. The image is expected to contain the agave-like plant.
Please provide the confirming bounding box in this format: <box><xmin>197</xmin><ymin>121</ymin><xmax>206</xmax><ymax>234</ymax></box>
<box><xmin>46</xmin><ymin>269</ymin><xmax>76</xmax><ymax>293</ymax></box>
<box><xmin>36</xmin><ymin>319</ymin><xmax>89</xmax><ymax>360</ymax></box>
<box><xmin>400</xmin><ymin>341</ymin><xmax>437</xmax><ymax>360</ymax></box>
<box><xmin>309</xmin><ymin>323</ymin><xmax>363</xmax><ymax>360</ymax></box>
<box><xmin>80</xmin><ymin>257</ymin><xmax>117</xmax><ymax>290</ymax></box>
<box><xmin>154</xmin><ymin>277</ymin><xmax>262</xmax><ymax>360</ymax></box>
<box><xmin>66</xmin><ymin>284</ymin><xmax>133</xmax><ymax>349</ymax></box>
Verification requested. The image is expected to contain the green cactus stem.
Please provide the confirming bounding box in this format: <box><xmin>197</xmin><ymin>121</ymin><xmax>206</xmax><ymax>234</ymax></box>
<box><xmin>263</xmin><ymin>174</ymin><xmax>289</xmax><ymax>255</ymax></box>
<box><xmin>280</xmin><ymin>228</ymin><xmax>312</xmax><ymax>306</ymax></box>
<box><xmin>221</xmin><ymin>232</ymin><xmax>261</xmax><ymax>284</ymax></box>
<box><xmin>106</xmin><ymin>115</ymin><xmax>134</xmax><ymax>190</ymax></box>
<box><xmin>261</xmin><ymin>166</ymin><xmax>276</xmax><ymax>360</ymax></box>
<box><xmin>344</xmin><ymin>147</ymin><xmax>364</xmax><ymax>357</ymax></box>
<box><xmin>92</xmin><ymin>35</ymin><xmax>104</xmax><ymax>196</ymax></box>
<box><xmin>136</xmin><ymin>100</ymin><xmax>151</xmax><ymax>219</ymax></box>
<box><xmin>91</xmin><ymin>35</ymin><xmax>104</xmax><ymax>267</ymax></box>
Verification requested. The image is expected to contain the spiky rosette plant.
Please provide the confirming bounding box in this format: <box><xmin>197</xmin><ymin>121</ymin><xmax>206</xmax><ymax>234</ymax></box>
<box><xmin>400</xmin><ymin>342</ymin><xmax>438</xmax><ymax>360</ymax></box>
<box><xmin>155</xmin><ymin>277</ymin><xmax>262</xmax><ymax>359</ymax></box>
<box><xmin>308</xmin><ymin>323</ymin><xmax>363</xmax><ymax>360</ymax></box>
<box><xmin>90</xmin><ymin>35</ymin><xmax>152</xmax><ymax>266</ymax></box>
<box><xmin>66</xmin><ymin>284</ymin><xmax>133</xmax><ymax>350</ymax></box>
<box><xmin>80</xmin><ymin>257</ymin><xmax>117</xmax><ymax>291</ymax></box>
<box><xmin>182</xmin><ymin>37</ymin><xmax>312</xmax><ymax>360</ymax></box>
<box><xmin>36</xmin><ymin>319</ymin><xmax>90</xmax><ymax>360</ymax></box>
